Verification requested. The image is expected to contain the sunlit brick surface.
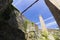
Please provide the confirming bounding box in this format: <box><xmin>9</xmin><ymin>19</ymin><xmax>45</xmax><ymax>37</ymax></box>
<box><xmin>49</xmin><ymin>0</ymin><xmax>60</xmax><ymax>10</ymax></box>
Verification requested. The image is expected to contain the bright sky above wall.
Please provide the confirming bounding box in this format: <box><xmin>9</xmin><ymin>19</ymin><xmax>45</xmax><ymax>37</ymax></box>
<box><xmin>12</xmin><ymin>0</ymin><xmax>59</xmax><ymax>29</ymax></box>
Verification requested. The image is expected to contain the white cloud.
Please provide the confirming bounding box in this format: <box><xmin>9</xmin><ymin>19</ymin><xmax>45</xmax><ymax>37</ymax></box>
<box><xmin>46</xmin><ymin>21</ymin><xmax>57</xmax><ymax>27</ymax></box>
<box><xmin>38</xmin><ymin>21</ymin><xmax>58</xmax><ymax>29</ymax></box>
<box><xmin>44</xmin><ymin>17</ymin><xmax>53</xmax><ymax>21</ymax></box>
<box><xmin>35</xmin><ymin>22</ymin><xmax>40</xmax><ymax>25</ymax></box>
<box><xmin>35</xmin><ymin>16</ymin><xmax>58</xmax><ymax>29</ymax></box>
<box><xmin>35</xmin><ymin>16</ymin><xmax>53</xmax><ymax>25</ymax></box>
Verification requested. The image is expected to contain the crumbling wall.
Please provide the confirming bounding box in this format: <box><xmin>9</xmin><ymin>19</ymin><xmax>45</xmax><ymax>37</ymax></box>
<box><xmin>0</xmin><ymin>0</ymin><xmax>26</xmax><ymax>40</ymax></box>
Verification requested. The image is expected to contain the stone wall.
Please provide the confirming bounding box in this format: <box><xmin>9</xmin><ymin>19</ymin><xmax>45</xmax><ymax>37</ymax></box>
<box><xmin>45</xmin><ymin>0</ymin><xmax>60</xmax><ymax>28</ymax></box>
<box><xmin>24</xmin><ymin>20</ymin><xmax>38</xmax><ymax>40</ymax></box>
<box><xmin>0</xmin><ymin>0</ymin><xmax>26</xmax><ymax>39</ymax></box>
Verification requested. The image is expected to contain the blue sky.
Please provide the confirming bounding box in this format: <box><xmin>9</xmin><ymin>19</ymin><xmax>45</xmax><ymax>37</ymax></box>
<box><xmin>12</xmin><ymin>0</ymin><xmax>59</xmax><ymax>29</ymax></box>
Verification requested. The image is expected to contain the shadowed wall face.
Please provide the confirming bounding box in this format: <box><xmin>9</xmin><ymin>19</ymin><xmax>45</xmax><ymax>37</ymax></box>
<box><xmin>45</xmin><ymin>0</ymin><xmax>60</xmax><ymax>28</ymax></box>
<box><xmin>0</xmin><ymin>0</ymin><xmax>26</xmax><ymax>40</ymax></box>
<box><xmin>0</xmin><ymin>0</ymin><xmax>13</xmax><ymax>13</ymax></box>
<box><xmin>0</xmin><ymin>0</ymin><xmax>18</xmax><ymax>28</ymax></box>
<box><xmin>0</xmin><ymin>22</ymin><xmax>26</xmax><ymax>40</ymax></box>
